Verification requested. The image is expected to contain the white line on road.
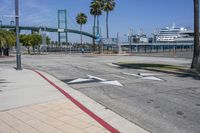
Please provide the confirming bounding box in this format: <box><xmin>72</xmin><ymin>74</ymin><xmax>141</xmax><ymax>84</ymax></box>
<box><xmin>141</xmin><ymin>76</ymin><xmax>164</xmax><ymax>81</ymax></box>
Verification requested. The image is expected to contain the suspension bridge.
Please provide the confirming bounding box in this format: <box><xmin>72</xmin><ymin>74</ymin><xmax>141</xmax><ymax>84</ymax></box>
<box><xmin>0</xmin><ymin>25</ymin><xmax>96</xmax><ymax>39</ymax></box>
<box><xmin>0</xmin><ymin>9</ymin><xmax>96</xmax><ymax>45</ymax></box>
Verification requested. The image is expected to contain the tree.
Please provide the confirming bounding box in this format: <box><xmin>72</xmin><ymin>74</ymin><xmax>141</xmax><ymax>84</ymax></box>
<box><xmin>90</xmin><ymin>0</ymin><xmax>103</xmax><ymax>51</ymax></box>
<box><xmin>0</xmin><ymin>30</ymin><xmax>15</xmax><ymax>56</ymax></box>
<box><xmin>46</xmin><ymin>36</ymin><xmax>51</xmax><ymax>45</ymax></box>
<box><xmin>30</xmin><ymin>33</ymin><xmax>42</xmax><ymax>53</ymax></box>
<box><xmin>76</xmin><ymin>13</ymin><xmax>88</xmax><ymax>46</ymax></box>
<box><xmin>191</xmin><ymin>0</ymin><xmax>200</xmax><ymax>71</ymax></box>
<box><xmin>103</xmin><ymin>0</ymin><xmax>116</xmax><ymax>39</ymax></box>
<box><xmin>20</xmin><ymin>34</ymin><xmax>50</xmax><ymax>54</ymax></box>
<box><xmin>0</xmin><ymin>33</ymin><xmax>6</xmax><ymax>56</ymax></box>
<box><xmin>20</xmin><ymin>34</ymin><xmax>31</xmax><ymax>54</ymax></box>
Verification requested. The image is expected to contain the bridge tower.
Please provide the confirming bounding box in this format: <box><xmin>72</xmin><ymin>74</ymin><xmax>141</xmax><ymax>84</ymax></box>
<box><xmin>58</xmin><ymin>10</ymin><xmax>68</xmax><ymax>46</ymax></box>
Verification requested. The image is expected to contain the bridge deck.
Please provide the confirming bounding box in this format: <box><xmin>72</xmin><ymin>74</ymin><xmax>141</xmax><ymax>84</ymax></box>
<box><xmin>0</xmin><ymin>25</ymin><xmax>96</xmax><ymax>39</ymax></box>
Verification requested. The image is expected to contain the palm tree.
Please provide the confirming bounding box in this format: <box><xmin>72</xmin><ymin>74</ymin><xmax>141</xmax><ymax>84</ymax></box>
<box><xmin>0</xmin><ymin>30</ymin><xmax>15</xmax><ymax>56</ymax></box>
<box><xmin>191</xmin><ymin>0</ymin><xmax>200</xmax><ymax>71</ymax></box>
<box><xmin>76</xmin><ymin>13</ymin><xmax>88</xmax><ymax>46</ymax></box>
<box><xmin>103</xmin><ymin>0</ymin><xmax>115</xmax><ymax>39</ymax></box>
<box><xmin>0</xmin><ymin>33</ymin><xmax>6</xmax><ymax>56</ymax></box>
<box><xmin>96</xmin><ymin>0</ymin><xmax>104</xmax><ymax>35</ymax></box>
<box><xmin>90</xmin><ymin>0</ymin><xmax>103</xmax><ymax>51</ymax></box>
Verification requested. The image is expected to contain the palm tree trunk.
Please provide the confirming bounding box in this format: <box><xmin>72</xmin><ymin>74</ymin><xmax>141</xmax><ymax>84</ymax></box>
<box><xmin>28</xmin><ymin>46</ymin><xmax>30</xmax><ymax>54</ymax></box>
<box><xmin>97</xmin><ymin>15</ymin><xmax>100</xmax><ymax>53</ymax></box>
<box><xmin>80</xmin><ymin>24</ymin><xmax>83</xmax><ymax>46</ymax></box>
<box><xmin>191</xmin><ymin>0</ymin><xmax>200</xmax><ymax>71</ymax></box>
<box><xmin>93</xmin><ymin>15</ymin><xmax>96</xmax><ymax>52</ymax></box>
<box><xmin>97</xmin><ymin>16</ymin><xmax>99</xmax><ymax>34</ymax></box>
<box><xmin>106</xmin><ymin>11</ymin><xmax>109</xmax><ymax>39</ymax></box>
<box><xmin>6</xmin><ymin>46</ymin><xmax>9</xmax><ymax>56</ymax></box>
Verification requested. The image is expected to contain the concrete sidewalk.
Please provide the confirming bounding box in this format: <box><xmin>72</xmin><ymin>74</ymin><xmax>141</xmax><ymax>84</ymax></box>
<box><xmin>0</xmin><ymin>67</ymin><xmax>149</xmax><ymax>133</ymax></box>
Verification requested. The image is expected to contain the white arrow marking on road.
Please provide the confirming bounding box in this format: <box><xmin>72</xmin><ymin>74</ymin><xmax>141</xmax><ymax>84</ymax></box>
<box><xmin>68</xmin><ymin>75</ymin><xmax>123</xmax><ymax>87</ymax></box>
<box><xmin>88</xmin><ymin>75</ymin><xmax>107</xmax><ymax>81</ymax></box>
<box><xmin>68</xmin><ymin>78</ymin><xmax>94</xmax><ymax>84</ymax></box>
<box><xmin>141</xmin><ymin>76</ymin><xmax>164</xmax><ymax>81</ymax></box>
<box><xmin>122</xmin><ymin>72</ymin><xmax>164</xmax><ymax>81</ymax></box>
<box><xmin>101</xmin><ymin>80</ymin><xmax>123</xmax><ymax>87</ymax></box>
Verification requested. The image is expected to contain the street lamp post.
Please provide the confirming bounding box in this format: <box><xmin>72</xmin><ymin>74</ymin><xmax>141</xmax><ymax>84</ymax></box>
<box><xmin>15</xmin><ymin>0</ymin><xmax>22</xmax><ymax>70</ymax></box>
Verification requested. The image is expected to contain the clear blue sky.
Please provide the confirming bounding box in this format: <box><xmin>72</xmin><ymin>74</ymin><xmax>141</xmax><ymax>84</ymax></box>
<box><xmin>0</xmin><ymin>0</ymin><xmax>197</xmax><ymax>42</ymax></box>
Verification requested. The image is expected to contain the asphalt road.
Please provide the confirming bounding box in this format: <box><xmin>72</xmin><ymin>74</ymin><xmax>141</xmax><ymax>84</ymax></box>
<box><xmin>2</xmin><ymin>54</ymin><xmax>200</xmax><ymax>133</ymax></box>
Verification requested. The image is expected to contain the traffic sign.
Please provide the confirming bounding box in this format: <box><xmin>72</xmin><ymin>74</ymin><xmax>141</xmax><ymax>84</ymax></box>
<box><xmin>95</xmin><ymin>34</ymin><xmax>102</xmax><ymax>42</ymax></box>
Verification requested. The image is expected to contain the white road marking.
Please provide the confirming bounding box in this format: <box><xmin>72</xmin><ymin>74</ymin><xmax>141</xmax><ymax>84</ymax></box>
<box><xmin>68</xmin><ymin>78</ymin><xmax>94</xmax><ymax>84</ymax></box>
<box><xmin>101</xmin><ymin>80</ymin><xmax>123</xmax><ymax>87</ymax></box>
<box><xmin>68</xmin><ymin>75</ymin><xmax>123</xmax><ymax>87</ymax></box>
<box><xmin>88</xmin><ymin>75</ymin><xmax>107</xmax><ymax>81</ymax></box>
<box><xmin>122</xmin><ymin>72</ymin><xmax>165</xmax><ymax>81</ymax></box>
<box><xmin>141</xmin><ymin>76</ymin><xmax>164</xmax><ymax>81</ymax></box>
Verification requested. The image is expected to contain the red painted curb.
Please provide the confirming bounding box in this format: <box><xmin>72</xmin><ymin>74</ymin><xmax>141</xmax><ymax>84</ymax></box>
<box><xmin>33</xmin><ymin>70</ymin><xmax>120</xmax><ymax>133</ymax></box>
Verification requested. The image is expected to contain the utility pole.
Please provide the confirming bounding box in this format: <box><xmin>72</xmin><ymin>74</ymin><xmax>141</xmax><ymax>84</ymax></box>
<box><xmin>15</xmin><ymin>0</ymin><xmax>22</xmax><ymax>70</ymax></box>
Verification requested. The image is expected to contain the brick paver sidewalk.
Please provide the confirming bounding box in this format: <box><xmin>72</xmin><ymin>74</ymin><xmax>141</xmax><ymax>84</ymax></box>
<box><xmin>0</xmin><ymin>98</ymin><xmax>109</xmax><ymax>133</ymax></box>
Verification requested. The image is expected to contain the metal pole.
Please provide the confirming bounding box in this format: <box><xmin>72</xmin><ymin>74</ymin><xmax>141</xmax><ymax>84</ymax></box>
<box><xmin>65</xmin><ymin>10</ymin><xmax>68</xmax><ymax>45</ymax></box>
<box><xmin>58</xmin><ymin>10</ymin><xmax>61</xmax><ymax>46</ymax></box>
<box><xmin>15</xmin><ymin>0</ymin><xmax>22</xmax><ymax>70</ymax></box>
<box><xmin>117</xmin><ymin>32</ymin><xmax>121</xmax><ymax>54</ymax></box>
<box><xmin>129</xmin><ymin>36</ymin><xmax>132</xmax><ymax>53</ymax></box>
<box><xmin>101</xmin><ymin>40</ymin><xmax>103</xmax><ymax>54</ymax></box>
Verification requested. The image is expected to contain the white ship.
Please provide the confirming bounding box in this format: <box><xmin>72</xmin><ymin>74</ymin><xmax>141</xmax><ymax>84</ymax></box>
<box><xmin>156</xmin><ymin>24</ymin><xmax>194</xmax><ymax>43</ymax></box>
